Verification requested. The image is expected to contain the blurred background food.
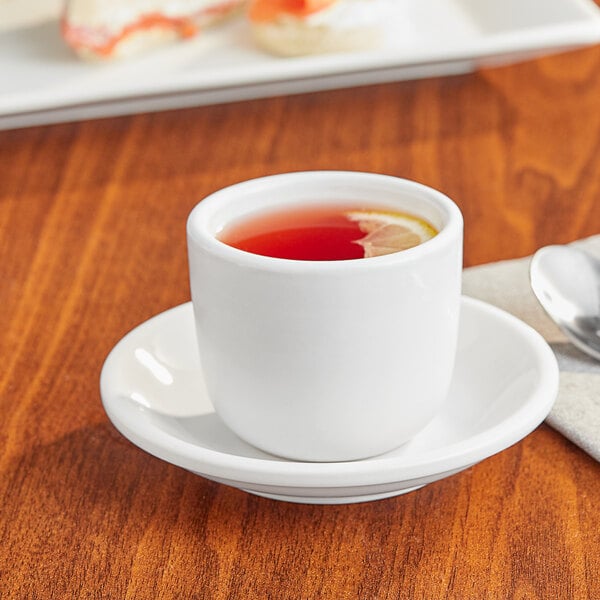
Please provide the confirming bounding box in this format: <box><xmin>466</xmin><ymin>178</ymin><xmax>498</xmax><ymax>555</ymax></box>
<box><xmin>0</xmin><ymin>0</ymin><xmax>392</xmax><ymax>59</ymax></box>
<box><xmin>62</xmin><ymin>0</ymin><xmax>246</xmax><ymax>60</ymax></box>
<box><xmin>248</xmin><ymin>0</ymin><xmax>392</xmax><ymax>57</ymax></box>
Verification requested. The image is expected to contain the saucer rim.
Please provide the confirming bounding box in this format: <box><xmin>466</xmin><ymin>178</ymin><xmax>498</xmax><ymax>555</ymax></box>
<box><xmin>100</xmin><ymin>297</ymin><xmax>559</xmax><ymax>489</ymax></box>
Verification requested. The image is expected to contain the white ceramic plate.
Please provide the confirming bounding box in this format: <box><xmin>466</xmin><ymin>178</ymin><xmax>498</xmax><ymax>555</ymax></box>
<box><xmin>100</xmin><ymin>297</ymin><xmax>559</xmax><ymax>504</ymax></box>
<box><xmin>2</xmin><ymin>0</ymin><xmax>600</xmax><ymax>129</ymax></box>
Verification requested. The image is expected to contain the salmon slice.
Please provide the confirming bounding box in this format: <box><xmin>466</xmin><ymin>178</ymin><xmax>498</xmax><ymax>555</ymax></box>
<box><xmin>248</xmin><ymin>0</ymin><xmax>337</xmax><ymax>22</ymax></box>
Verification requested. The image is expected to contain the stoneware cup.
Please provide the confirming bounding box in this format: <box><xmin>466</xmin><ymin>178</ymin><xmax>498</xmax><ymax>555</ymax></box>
<box><xmin>187</xmin><ymin>171</ymin><xmax>463</xmax><ymax>462</ymax></box>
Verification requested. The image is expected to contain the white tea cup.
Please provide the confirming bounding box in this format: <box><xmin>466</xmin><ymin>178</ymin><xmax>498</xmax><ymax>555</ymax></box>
<box><xmin>187</xmin><ymin>171</ymin><xmax>463</xmax><ymax>462</ymax></box>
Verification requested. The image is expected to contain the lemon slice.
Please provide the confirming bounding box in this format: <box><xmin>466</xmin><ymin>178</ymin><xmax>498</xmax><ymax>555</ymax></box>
<box><xmin>346</xmin><ymin>210</ymin><xmax>437</xmax><ymax>258</ymax></box>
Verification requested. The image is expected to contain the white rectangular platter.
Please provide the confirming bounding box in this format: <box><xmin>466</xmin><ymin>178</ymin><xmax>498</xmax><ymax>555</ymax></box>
<box><xmin>1</xmin><ymin>0</ymin><xmax>600</xmax><ymax>130</ymax></box>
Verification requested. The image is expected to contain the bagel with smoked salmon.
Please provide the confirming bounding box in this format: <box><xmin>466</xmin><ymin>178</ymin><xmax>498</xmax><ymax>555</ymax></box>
<box><xmin>248</xmin><ymin>0</ymin><xmax>390</xmax><ymax>57</ymax></box>
<box><xmin>62</xmin><ymin>0</ymin><xmax>245</xmax><ymax>60</ymax></box>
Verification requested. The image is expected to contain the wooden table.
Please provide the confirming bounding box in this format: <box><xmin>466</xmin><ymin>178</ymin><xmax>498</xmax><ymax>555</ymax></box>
<box><xmin>2</xmin><ymin>43</ymin><xmax>600</xmax><ymax>599</ymax></box>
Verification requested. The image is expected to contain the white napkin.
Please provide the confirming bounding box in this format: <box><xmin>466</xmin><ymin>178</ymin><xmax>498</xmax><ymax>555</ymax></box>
<box><xmin>462</xmin><ymin>235</ymin><xmax>600</xmax><ymax>462</ymax></box>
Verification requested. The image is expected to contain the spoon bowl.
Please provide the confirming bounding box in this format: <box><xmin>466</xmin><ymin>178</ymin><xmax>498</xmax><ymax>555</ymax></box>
<box><xmin>530</xmin><ymin>245</ymin><xmax>600</xmax><ymax>360</ymax></box>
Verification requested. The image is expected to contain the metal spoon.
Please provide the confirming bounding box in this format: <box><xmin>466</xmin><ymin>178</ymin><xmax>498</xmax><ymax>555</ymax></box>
<box><xmin>530</xmin><ymin>245</ymin><xmax>600</xmax><ymax>360</ymax></box>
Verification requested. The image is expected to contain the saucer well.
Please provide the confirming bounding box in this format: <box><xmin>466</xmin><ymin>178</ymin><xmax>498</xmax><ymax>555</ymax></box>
<box><xmin>100</xmin><ymin>297</ymin><xmax>559</xmax><ymax>504</ymax></box>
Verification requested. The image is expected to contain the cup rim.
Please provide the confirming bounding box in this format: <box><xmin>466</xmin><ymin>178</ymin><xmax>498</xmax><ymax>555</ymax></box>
<box><xmin>187</xmin><ymin>171</ymin><xmax>463</xmax><ymax>272</ymax></box>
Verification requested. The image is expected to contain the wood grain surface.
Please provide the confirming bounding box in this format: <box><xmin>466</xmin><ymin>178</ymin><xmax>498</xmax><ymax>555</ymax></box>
<box><xmin>2</xmin><ymin>41</ymin><xmax>600</xmax><ymax>599</ymax></box>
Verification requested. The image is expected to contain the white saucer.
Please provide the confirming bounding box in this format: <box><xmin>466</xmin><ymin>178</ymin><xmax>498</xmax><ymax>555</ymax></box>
<box><xmin>100</xmin><ymin>297</ymin><xmax>559</xmax><ymax>504</ymax></box>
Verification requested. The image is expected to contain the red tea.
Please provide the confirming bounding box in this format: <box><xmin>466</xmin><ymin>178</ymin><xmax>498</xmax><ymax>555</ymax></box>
<box><xmin>218</xmin><ymin>204</ymin><xmax>437</xmax><ymax>261</ymax></box>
